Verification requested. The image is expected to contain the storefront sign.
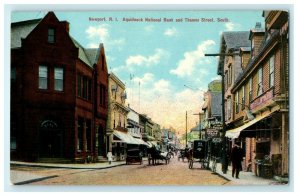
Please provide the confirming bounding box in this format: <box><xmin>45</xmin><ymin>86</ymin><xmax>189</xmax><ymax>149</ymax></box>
<box><xmin>206</xmin><ymin>129</ymin><xmax>219</xmax><ymax>138</ymax></box>
<box><xmin>250</xmin><ymin>89</ymin><xmax>273</xmax><ymax>110</ymax></box>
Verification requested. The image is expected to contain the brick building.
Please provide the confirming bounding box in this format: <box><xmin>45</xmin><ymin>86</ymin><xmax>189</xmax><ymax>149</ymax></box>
<box><xmin>10</xmin><ymin>12</ymin><xmax>108</xmax><ymax>162</ymax></box>
<box><xmin>225</xmin><ymin>11</ymin><xmax>289</xmax><ymax>179</ymax></box>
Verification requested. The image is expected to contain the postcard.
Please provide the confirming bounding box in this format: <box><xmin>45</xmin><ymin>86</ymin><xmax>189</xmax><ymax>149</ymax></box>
<box><xmin>8</xmin><ymin>8</ymin><xmax>290</xmax><ymax>191</ymax></box>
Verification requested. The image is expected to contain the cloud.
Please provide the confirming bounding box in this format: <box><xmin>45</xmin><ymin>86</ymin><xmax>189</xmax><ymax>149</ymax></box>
<box><xmin>144</xmin><ymin>25</ymin><xmax>154</xmax><ymax>32</ymax></box>
<box><xmin>85</xmin><ymin>24</ymin><xmax>125</xmax><ymax>50</ymax></box>
<box><xmin>164</xmin><ymin>27</ymin><xmax>179</xmax><ymax>37</ymax></box>
<box><xmin>126</xmin><ymin>48</ymin><xmax>169</xmax><ymax>67</ymax></box>
<box><xmin>170</xmin><ymin>40</ymin><xmax>215</xmax><ymax>77</ymax></box>
<box><xmin>224</xmin><ymin>22</ymin><xmax>242</xmax><ymax>31</ymax></box>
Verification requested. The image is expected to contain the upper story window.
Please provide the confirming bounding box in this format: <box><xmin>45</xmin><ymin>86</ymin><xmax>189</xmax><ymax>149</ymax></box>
<box><xmin>249</xmin><ymin>77</ymin><xmax>253</xmax><ymax>103</ymax></box>
<box><xmin>228</xmin><ymin>64</ymin><xmax>232</xmax><ymax>85</ymax></box>
<box><xmin>54</xmin><ymin>67</ymin><xmax>64</xmax><ymax>91</ymax></box>
<box><xmin>39</xmin><ymin>65</ymin><xmax>48</xmax><ymax>89</ymax></box>
<box><xmin>235</xmin><ymin>91</ymin><xmax>239</xmax><ymax>114</ymax></box>
<box><xmin>77</xmin><ymin>74</ymin><xmax>91</xmax><ymax>100</ymax></box>
<box><xmin>257</xmin><ymin>67</ymin><xmax>263</xmax><ymax>96</ymax></box>
<box><xmin>242</xmin><ymin>85</ymin><xmax>245</xmax><ymax>110</ymax></box>
<box><xmin>251</xmin><ymin>38</ymin><xmax>255</xmax><ymax>58</ymax></box>
<box><xmin>48</xmin><ymin>28</ymin><xmax>55</xmax><ymax>43</ymax></box>
<box><xmin>269</xmin><ymin>55</ymin><xmax>275</xmax><ymax>88</ymax></box>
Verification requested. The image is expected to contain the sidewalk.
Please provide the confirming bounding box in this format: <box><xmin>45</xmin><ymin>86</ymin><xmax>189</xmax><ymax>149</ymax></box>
<box><xmin>210</xmin><ymin>161</ymin><xmax>286</xmax><ymax>185</ymax></box>
<box><xmin>10</xmin><ymin>159</ymin><xmax>140</xmax><ymax>185</ymax></box>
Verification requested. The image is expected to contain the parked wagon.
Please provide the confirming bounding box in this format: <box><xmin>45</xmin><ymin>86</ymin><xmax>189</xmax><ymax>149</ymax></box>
<box><xmin>126</xmin><ymin>148</ymin><xmax>143</xmax><ymax>165</ymax></box>
<box><xmin>188</xmin><ymin>139</ymin><xmax>209</xmax><ymax>169</ymax></box>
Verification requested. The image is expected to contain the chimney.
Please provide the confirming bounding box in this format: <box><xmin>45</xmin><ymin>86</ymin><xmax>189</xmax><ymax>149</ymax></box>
<box><xmin>61</xmin><ymin>21</ymin><xmax>70</xmax><ymax>33</ymax></box>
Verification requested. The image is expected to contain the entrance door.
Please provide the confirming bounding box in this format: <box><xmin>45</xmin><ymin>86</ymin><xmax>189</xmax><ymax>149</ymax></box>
<box><xmin>98</xmin><ymin>125</ymin><xmax>106</xmax><ymax>156</ymax></box>
<box><xmin>39</xmin><ymin>120</ymin><xmax>63</xmax><ymax>158</ymax></box>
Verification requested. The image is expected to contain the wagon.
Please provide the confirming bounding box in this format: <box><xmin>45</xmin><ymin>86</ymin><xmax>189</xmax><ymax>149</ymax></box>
<box><xmin>126</xmin><ymin>148</ymin><xmax>143</xmax><ymax>165</ymax></box>
<box><xmin>188</xmin><ymin>139</ymin><xmax>209</xmax><ymax>169</ymax></box>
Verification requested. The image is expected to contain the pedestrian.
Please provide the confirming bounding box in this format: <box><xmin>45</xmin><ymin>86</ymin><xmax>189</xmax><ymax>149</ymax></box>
<box><xmin>107</xmin><ymin>151</ymin><xmax>112</xmax><ymax>164</ymax></box>
<box><xmin>230</xmin><ymin>143</ymin><xmax>243</xmax><ymax>179</ymax></box>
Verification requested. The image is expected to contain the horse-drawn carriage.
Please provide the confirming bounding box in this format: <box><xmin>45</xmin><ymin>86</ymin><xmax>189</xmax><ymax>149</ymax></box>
<box><xmin>148</xmin><ymin>145</ymin><xmax>171</xmax><ymax>165</ymax></box>
<box><xmin>188</xmin><ymin>139</ymin><xmax>210</xmax><ymax>169</ymax></box>
<box><xmin>178</xmin><ymin>148</ymin><xmax>192</xmax><ymax>162</ymax></box>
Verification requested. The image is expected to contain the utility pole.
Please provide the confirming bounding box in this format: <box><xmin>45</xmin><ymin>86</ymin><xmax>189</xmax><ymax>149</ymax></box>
<box><xmin>185</xmin><ymin>111</ymin><xmax>187</xmax><ymax>147</ymax></box>
<box><xmin>205</xmin><ymin>53</ymin><xmax>231</xmax><ymax>174</ymax></box>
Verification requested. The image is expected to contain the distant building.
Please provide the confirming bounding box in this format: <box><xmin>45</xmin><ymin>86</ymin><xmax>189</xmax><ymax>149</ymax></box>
<box><xmin>201</xmin><ymin>80</ymin><xmax>222</xmax><ymax>139</ymax></box>
<box><xmin>10</xmin><ymin>12</ymin><xmax>108</xmax><ymax>162</ymax></box>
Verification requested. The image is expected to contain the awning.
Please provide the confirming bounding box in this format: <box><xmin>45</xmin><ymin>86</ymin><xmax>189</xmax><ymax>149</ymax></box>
<box><xmin>113</xmin><ymin>131</ymin><xmax>139</xmax><ymax>144</ymax></box>
<box><xmin>113</xmin><ymin>130</ymin><xmax>150</xmax><ymax>146</ymax></box>
<box><xmin>225</xmin><ymin>109</ymin><xmax>277</xmax><ymax>139</ymax></box>
<box><xmin>135</xmin><ymin>138</ymin><xmax>150</xmax><ymax>146</ymax></box>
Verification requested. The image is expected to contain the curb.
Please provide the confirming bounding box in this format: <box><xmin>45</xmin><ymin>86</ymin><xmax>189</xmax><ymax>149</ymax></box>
<box><xmin>10</xmin><ymin>162</ymin><xmax>127</xmax><ymax>170</ymax></box>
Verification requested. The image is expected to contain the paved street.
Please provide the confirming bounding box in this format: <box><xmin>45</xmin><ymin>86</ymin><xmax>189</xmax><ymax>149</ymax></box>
<box><xmin>11</xmin><ymin>157</ymin><xmax>229</xmax><ymax>185</ymax></box>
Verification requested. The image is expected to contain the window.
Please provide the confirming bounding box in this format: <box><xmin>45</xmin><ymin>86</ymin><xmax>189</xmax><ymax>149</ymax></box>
<box><xmin>249</xmin><ymin>77</ymin><xmax>253</xmax><ymax>103</ymax></box>
<box><xmin>251</xmin><ymin>38</ymin><xmax>255</xmax><ymax>58</ymax></box>
<box><xmin>86</xmin><ymin>119</ymin><xmax>91</xmax><ymax>151</ymax></box>
<box><xmin>269</xmin><ymin>55</ymin><xmax>275</xmax><ymax>88</ymax></box>
<box><xmin>77</xmin><ymin>117</ymin><xmax>84</xmax><ymax>151</ymax></box>
<box><xmin>77</xmin><ymin>75</ymin><xmax>91</xmax><ymax>100</ymax></box>
<box><xmin>227</xmin><ymin>98</ymin><xmax>231</xmax><ymax>120</ymax></box>
<box><xmin>242</xmin><ymin>86</ymin><xmax>245</xmax><ymax>110</ymax></box>
<box><xmin>11</xmin><ymin>67</ymin><xmax>16</xmax><ymax>80</ymax></box>
<box><xmin>118</xmin><ymin>113</ymin><xmax>122</xmax><ymax>127</ymax></box>
<box><xmin>235</xmin><ymin>92</ymin><xmax>239</xmax><ymax>114</ymax></box>
<box><xmin>48</xmin><ymin>28</ymin><xmax>55</xmax><ymax>43</ymax></box>
<box><xmin>228</xmin><ymin>65</ymin><xmax>232</xmax><ymax>85</ymax></box>
<box><xmin>257</xmin><ymin>67</ymin><xmax>263</xmax><ymax>96</ymax></box>
<box><xmin>54</xmin><ymin>67</ymin><xmax>64</xmax><ymax>91</ymax></box>
<box><xmin>224</xmin><ymin>71</ymin><xmax>228</xmax><ymax>90</ymax></box>
<box><xmin>39</xmin><ymin>65</ymin><xmax>48</xmax><ymax>89</ymax></box>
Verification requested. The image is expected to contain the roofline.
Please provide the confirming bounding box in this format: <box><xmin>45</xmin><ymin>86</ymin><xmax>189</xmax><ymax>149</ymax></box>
<box><xmin>109</xmin><ymin>72</ymin><xmax>126</xmax><ymax>88</ymax></box>
<box><xmin>11</xmin><ymin>18</ymin><xmax>42</xmax><ymax>27</ymax></box>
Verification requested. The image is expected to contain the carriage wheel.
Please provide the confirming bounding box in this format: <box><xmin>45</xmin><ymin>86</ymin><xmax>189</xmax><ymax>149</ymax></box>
<box><xmin>188</xmin><ymin>159</ymin><xmax>193</xmax><ymax>169</ymax></box>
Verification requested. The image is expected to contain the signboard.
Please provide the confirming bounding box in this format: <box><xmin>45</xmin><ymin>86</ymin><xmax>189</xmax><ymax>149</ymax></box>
<box><xmin>250</xmin><ymin>89</ymin><xmax>273</xmax><ymax>110</ymax></box>
<box><xmin>206</xmin><ymin>129</ymin><xmax>219</xmax><ymax>138</ymax></box>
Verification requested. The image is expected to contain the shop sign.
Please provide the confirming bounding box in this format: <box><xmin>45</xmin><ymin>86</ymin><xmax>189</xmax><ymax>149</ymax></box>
<box><xmin>206</xmin><ymin>129</ymin><xmax>219</xmax><ymax>138</ymax></box>
<box><xmin>250</xmin><ymin>89</ymin><xmax>273</xmax><ymax>110</ymax></box>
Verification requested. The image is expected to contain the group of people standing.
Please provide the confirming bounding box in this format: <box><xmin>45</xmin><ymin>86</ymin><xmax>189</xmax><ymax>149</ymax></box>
<box><xmin>222</xmin><ymin>142</ymin><xmax>244</xmax><ymax>179</ymax></box>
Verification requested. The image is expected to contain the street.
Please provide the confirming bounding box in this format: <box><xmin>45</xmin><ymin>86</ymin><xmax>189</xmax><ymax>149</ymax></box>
<box><xmin>10</xmin><ymin>156</ymin><xmax>229</xmax><ymax>185</ymax></box>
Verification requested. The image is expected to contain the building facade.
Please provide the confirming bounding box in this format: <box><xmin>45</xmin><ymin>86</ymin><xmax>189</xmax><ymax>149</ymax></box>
<box><xmin>225</xmin><ymin>11</ymin><xmax>289</xmax><ymax>178</ymax></box>
<box><xmin>107</xmin><ymin>72</ymin><xmax>130</xmax><ymax>161</ymax></box>
<box><xmin>10</xmin><ymin>12</ymin><xmax>108</xmax><ymax>162</ymax></box>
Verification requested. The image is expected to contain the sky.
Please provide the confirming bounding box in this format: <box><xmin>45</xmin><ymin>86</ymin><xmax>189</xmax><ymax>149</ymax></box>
<box><xmin>11</xmin><ymin>10</ymin><xmax>265</xmax><ymax>136</ymax></box>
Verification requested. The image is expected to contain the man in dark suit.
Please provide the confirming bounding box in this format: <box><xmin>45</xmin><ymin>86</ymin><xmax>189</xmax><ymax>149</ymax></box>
<box><xmin>230</xmin><ymin>143</ymin><xmax>243</xmax><ymax>179</ymax></box>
